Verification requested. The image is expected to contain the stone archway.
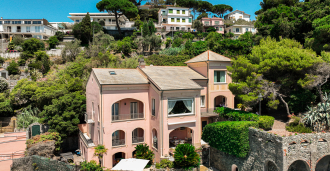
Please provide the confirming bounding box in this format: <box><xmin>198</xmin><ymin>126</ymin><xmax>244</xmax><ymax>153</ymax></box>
<box><xmin>315</xmin><ymin>155</ymin><xmax>330</xmax><ymax>171</ymax></box>
<box><xmin>265</xmin><ymin>160</ymin><xmax>278</xmax><ymax>171</ymax></box>
<box><xmin>288</xmin><ymin>160</ymin><xmax>310</xmax><ymax>171</ymax></box>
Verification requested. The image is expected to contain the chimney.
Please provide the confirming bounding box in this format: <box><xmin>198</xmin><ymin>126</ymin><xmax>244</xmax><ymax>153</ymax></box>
<box><xmin>138</xmin><ymin>58</ymin><xmax>146</xmax><ymax>68</ymax></box>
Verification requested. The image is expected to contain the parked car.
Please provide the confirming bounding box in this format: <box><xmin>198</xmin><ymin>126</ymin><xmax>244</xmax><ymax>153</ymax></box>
<box><xmin>9</xmin><ymin>50</ymin><xmax>17</xmax><ymax>53</ymax></box>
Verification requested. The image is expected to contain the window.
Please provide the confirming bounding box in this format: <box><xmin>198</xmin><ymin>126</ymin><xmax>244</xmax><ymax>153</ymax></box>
<box><xmin>92</xmin><ymin>102</ymin><xmax>95</xmax><ymax>120</ymax></box>
<box><xmin>189</xmin><ymin>18</ymin><xmax>192</xmax><ymax>23</ymax></box>
<box><xmin>216</xmin><ymin>27</ymin><xmax>219</xmax><ymax>31</ymax></box>
<box><xmin>168</xmin><ymin>98</ymin><xmax>194</xmax><ymax>116</ymax></box>
<box><xmin>236</xmin><ymin>28</ymin><xmax>239</xmax><ymax>32</ymax></box>
<box><xmin>12</xmin><ymin>21</ymin><xmax>21</xmax><ymax>24</ymax></box>
<box><xmin>182</xmin><ymin>10</ymin><xmax>185</xmax><ymax>14</ymax></box>
<box><xmin>177</xmin><ymin>10</ymin><xmax>180</xmax><ymax>14</ymax></box>
<box><xmin>0</xmin><ymin>21</ymin><xmax>2</xmax><ymax>24</ymax></box>
<box><xmin>75</xmin><ymin>20</ymin><xmax>80</xmax><ymax>23</ymax></box>
<box><xmin>98</xmin><ymin>105</ymin><xmax>100</xmax><ymax>121</ymax></box>
<box><xmin>229</xmin><ymin>29</ymin><xmax>231</xmax><ymax>32</ymax></box>
<box><xmin>239</xmin><ymin>16</ymin><xmax>242</xmax><ymax>18</ymax></box>
<box><xmin>214</xmin><ymin>71</ymin><xmax>226</xmax><ymax>83</ymax></box>
<box><xmin>32</xmin><ymin>21</ymin><xmax>41</xmax><ymax>24</ymax></box>
<box><xmin>35</xmin><ymin>26</ymin><xmax>41</xmax><ymax>33</ymax></box>
<box><xmin>176</xmin><ymin>27</ymin><xmax>179</xmax><ymax>31</ymax></box>
<box><xmin>220</xmin><ymin>27</ymin><xmax>223</xmax><ymax>31</ymax></box>
<box><xmin>215</xmin><ymin>21</ymin><xmax>219</xmax><ymax>25</ymax></box>
<box><xmin>112</xmin><ymin>103</ymin><xmax>119</xmax><ymax>119</ymax></box>
<box><xmin>171</xmin><ymin>18</ymin><xmax>174</xmax><ymax>22</ymax></box>
<box><xmin>177</xmin><ymin>18</ymin><xmax>180</xmax><ymax>22</ymax></box>
<box><xmin>182</xmin><ymin>18</ymin><xmax>185</xmax><ymax>23</ymax></box>
<box><xmin>246</xmin><ymin>28</ymin><xmax>248</xmax><ymax>32</ymax></box>
<box><xmin>4</xmin><ymin>21</ymin><xmax>10</xmax><ymax>24</ymax></box>
<box><xmin>162</xmin><ymin>11</ymin><xmax>166</xmax><ymax>15</ymax></box>
<box><xmin>169</xmin><ymin>9</ymin><xmax>173</xmax><ymax>13</ymax></box>
<box><xmin>205</xmin><ymin>21</ymin><xmax>209</xmax><ymax>25</ymax></box>
<box><xmin>162</xmin><ymin>19</ymin><xmax>166</xmax><ymax>23</ymax></box>
<box><xmin>109</xmin><ymin>71</ymin><xmax>116</xmax><ymax>75</ymax></box>
<box><xmin>200</xmin><ymin>96</ymin><xmax>205</xmax><ymax>107</ymax></box>
<box><xmin>109</xmin><ymin>19</ymin><xmax>111</xmax><ymax>22</ymax></box>
<box><xmin>252</xmin><ymin>28</ymin><xmax>255</xmax><ymax>32</ymax></box>
<box><xmin>152</xmin><ymin>99</ymin><xmax>155</xmax><ymax>116</ymax></box>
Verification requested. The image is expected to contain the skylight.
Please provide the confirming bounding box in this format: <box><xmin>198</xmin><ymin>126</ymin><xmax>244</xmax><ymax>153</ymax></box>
<box><xmin>109</xmin><ymin>71</ymin><xmax>116</xmax><ymax>75</ymax></box>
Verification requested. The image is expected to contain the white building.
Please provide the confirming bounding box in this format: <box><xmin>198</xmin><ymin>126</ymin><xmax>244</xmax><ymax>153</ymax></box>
<box><xmin>68</xmin><ymin>13</ymin><xmax>134</xmax><ymax>30</ymax></box>
<box><xmin>224</xmin><ymin>10</ymin><xmax>251</xmax><ymax>22</ymax></box>
<box><xmin>0</xmin><ymin>18</ymin><xmax>57</xmax><ymax>39</ymax></box>
<box><xmin>225</xmin><ymin>25</ymin><xmax>257</xmax><ymax>39</ymax></box>
<box><xmin>158</xmin><ymin>7</ymin><xmax>193</xmax><ymax>32</ymax></box>
<box><xmin>49</xmin><ymin>22</ymin><xmax>72</xmax><ymax>30</ymax></box>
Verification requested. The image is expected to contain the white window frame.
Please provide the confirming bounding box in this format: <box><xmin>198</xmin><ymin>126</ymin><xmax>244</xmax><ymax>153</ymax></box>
<box><xmin>236</xmin><ymin>28</ymin><xmax>239</xmax><ymax>32</ymax></box>
<box><xmin>214</xmin><ymin>71</ymin><xmax>226</xmax><ymax>83</ymax></box>
<box><xmin>152</xmin><ymin>99</ymin><xmax>156</xmax><ymax>116</ymax></box>
<box><xmin>200</xmin><ymin>96</ymin><xmax>205</xmax><ymax>107</ymax></box>
<box><xmin>168</xmin><ymin>98</ymin><xmax>194</xmax><ymax>117</ymax></box>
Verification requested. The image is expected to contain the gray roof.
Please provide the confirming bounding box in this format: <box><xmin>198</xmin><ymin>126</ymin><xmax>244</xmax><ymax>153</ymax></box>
<box><xmin>185</xmin><ymin>50</ymin><xmax>231</xmax><ymax>63</ymax></box>
<box><xmin>141</xmin><ymin>66</ymin><xmax>206</xmax><ymax>90</ymax></box>
<box><xmin>92</xmin><ymin>68</ymin><xmax>148</xmax><ymax>85</ymax></box>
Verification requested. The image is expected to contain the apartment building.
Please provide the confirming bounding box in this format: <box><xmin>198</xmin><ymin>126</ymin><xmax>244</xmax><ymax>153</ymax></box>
<box><xmin>158</xmin><ymin>7</ymin><xmax>193</xmax><ymax>32</ymax></box>
<box><xmin>200</xmin><ymin>17</ymin><xmax>225</xmax><ymax>34</ymax></box>
<box><xmin>224</xmin><ymin>10</ymin><xmax>251</xmax><ymax>22</ymax></box>
<box><xmin>78</xmin><ymin>50</ymin><xmax>235</xmax><ymax>168</ymax></box>
<box><xmin>0</xmin><ymin>18</ymin><xmax>57</xmax><ymax>39</ymax></box>
<box><xmin>68</xmin><ymin>13</ymin><xmax>134</xmax><ymax>30</ymax></box>
<box><xmin>225</xmin><ymin>25</ymin><xmax>257</xmax><ymax>39</ymax></box>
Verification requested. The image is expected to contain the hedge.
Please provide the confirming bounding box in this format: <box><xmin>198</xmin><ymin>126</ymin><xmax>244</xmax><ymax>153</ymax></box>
<box><xmin>214</xmin><ymin>107</ymin><xmax>275</xmax><ymax>130</ymax></box>
<box><xmin>258</xmin><ymin>116</ymin><xmax>275</xmax><ymax>130</ymax></box>
<box><xmin>202</xmin><ymin>121</ymin><xmax>259</xmax><ymax>158</ymax></box>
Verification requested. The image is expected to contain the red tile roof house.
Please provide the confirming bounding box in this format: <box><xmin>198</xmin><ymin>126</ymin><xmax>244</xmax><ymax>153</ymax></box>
<box><xmin>78</xmin><ymin>50</ymin><xmax>235</xmax><ymax>168</ymax></box>
<box><xmin>200</xmin><ymin>17</ymin><xmax>225</xmax><ymax>34</ymax></box>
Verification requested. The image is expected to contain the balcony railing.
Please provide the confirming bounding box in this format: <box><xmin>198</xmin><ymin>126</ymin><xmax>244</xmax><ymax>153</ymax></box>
<box><xmin>16</xmin><ymin>29</ymin><xmax>21</xmax><ymax>32</ymax></box>
<box><xmin>79</xmin><ymin>130</ymin><xmax>93</xmax><ymax>146</ymax></box>
<box><xmin>112</xmin><ymin>113</ymin><xmax>144</xmax><ymax>121</ymax></box>
<box><xmin>1</xmin><ymin>29</ymin><xmax>44</xmax><ymax>33</ymax></box>
<box><xmin>112</xmin><ymin>139</ymin><xmax>125</xmax><ymax>146</ymax></box>
<box><xmin>132</xmin><ymin>137</ymin><xmax>144</xmax><ymax>143</ymax></box>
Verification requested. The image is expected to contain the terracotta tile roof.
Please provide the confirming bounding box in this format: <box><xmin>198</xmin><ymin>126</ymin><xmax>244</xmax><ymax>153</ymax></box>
<box><xmin>141</xmin><ymin>66</ymin><xmax>206</xmax><ymax>90</ymax></box>
<box><xmin>93</xmin><ymin>68</ymin><xmax>149</xmax><ymax>85</ymax></box>
<box><xmin>185</xmin><ymin>50</ymin><xmax>231</xmax><ymax>63</ymax></box>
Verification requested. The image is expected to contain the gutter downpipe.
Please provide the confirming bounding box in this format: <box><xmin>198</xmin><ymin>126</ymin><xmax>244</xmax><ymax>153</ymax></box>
<box><xmin>160</xmin><ymin>90</ymin><xmax>164</xmax><ymax>157</ymax></box>
<box><xmin>100</xmin><ymin>85</ymin><xmax>104</xmax><ymax>165</ymax></box>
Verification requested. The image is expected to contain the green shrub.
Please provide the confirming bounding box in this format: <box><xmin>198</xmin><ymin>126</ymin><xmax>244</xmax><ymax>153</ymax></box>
<box><xmin>80</xmin><ymin>160</ymin><xmax>103</xmax><ymax>171</ymax></box>
<box><xmin>174</xmin><ymin>144</ymin><xmax>200</xmax><ymax>169</ymax></box>
<box><xmin>145</xmin><ymin>54</ymin><xmax>191</xmax><ymax>66</ymax></box>
<box><xmin>135</xmin><ymin>144</ymin><xmax>154</xmax><ymax>167</ymax></box>
<box><xmin>215</xmin><ymin>107</ymin><xmax>259</xmax><ymax>121</ymax></box>
<box><xmin>258</xmin><ymin>116</ymin><xmax>275</xmax><ymax>130</ymax></box>
<box><xmin>7</xmin><ymin>61</ymin><xmax>19</xmax><ymax>75</ymax></box>
<box><xmin>159</xmin><ymin>45</ymin><xmax>184</xmax><ymax>56</ymax></box>
<box><xmin>0</xmin><ymin>56</ymin><xmax>5</xmax><ymax>64</ymax></box>
<box><xmin>286</xmin><ymin>123</ymin><xmax>312</xmax><ymax>133</ymax></box>
<box><xmin>202</xmin><ymin>121</ymin><xmax>259</xmax><ymax>158</ymax></box>
<box><xmin>26</xmin><ymin>132</ymin><xmax>62</xmax><ymax>151</ymax></box>
<box><xmin>156</xmin><ymin>159</ymin><xmax>174</xmax><ymax>169</ymax></box>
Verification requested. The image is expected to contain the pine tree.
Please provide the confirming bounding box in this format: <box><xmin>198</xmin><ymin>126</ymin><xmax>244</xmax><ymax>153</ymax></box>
<box><xmin>79</xmin><ymin>12</ymin><xmax>92</xmax><ymax>44</ymax></box>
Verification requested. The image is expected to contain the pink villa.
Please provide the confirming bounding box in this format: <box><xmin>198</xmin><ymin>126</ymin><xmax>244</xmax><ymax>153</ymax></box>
<box><xmin>200</xmin><ymin>17</ymin><xmax>225</xmax><ymax>34</ymax></box>
<box><xmin>78</xmin><ymin>50</ymin><xmax>235</xmax><ymax>168</ymax></box>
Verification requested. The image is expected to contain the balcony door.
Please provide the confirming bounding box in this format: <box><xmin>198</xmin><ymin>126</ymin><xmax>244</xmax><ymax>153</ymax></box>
<box><xmin>7</xmin><ymin>26</ymin><xmax>11</xmax><ymax>32</ymax></box>
<box><xmin>112</xmin><ymin>103</ymin><xmax>119</xmax><ymax>120</ymax></box>
<box><xmin>130</xmin><ymin>102</ymin><xmax>138</xmax><ymax>118</ymax></box>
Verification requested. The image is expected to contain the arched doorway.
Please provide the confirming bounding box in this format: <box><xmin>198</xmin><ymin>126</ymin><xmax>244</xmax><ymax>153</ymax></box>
<box><xmin>288</xmin><ymin>160</ymin><xmax>310</xmax><ymax>171</ymax></box>
<box><xmin>214</xmin><ymin>95</ymin><xmax>227</xmax><ymax>108</ymax></box>
<box><xmin>132</xmin><ymin>128</ymin><xmax>144</xmax><ymax>143</ymax></box>
<box><xmin>169</xmin><ymin>127</ymin><xmax>193</xmax><ymax>149</ymax></box>
<box><xmin>112</xmin><ymin>130</ymin><xmax>125</xmax><ymax>147</ymax></box>
<box><xmin>265</xmin><ymin>161</ymin><xmax>278</xmax><ymax>171</ymax></box>
<box><xmin>112</xmin><ymin>98</ymin><xmax>144</xmax><ymax>121</ymax></box>
<box><xmin>315</xmin><ymin>155</ymin><xmax>330</xmax><ymax>171</ymax></box>
<box><xmin>152</xmin><ymin>129</ymin><xmax>158</xmax><ymax>149</ymax></box>
<box><xmin>112</xmin><ymin>152</ymin><xmax>125</xmax><ymax>167</ymax></box>
<box><xmin>232</xmin><ymin>164</ymin><xmax>238</xmax><ymax>171</ymax></box>
<box><xmin>132</xmin><ymin>150</ymin><xmax>137</xmax><ymax>158</ymax></box>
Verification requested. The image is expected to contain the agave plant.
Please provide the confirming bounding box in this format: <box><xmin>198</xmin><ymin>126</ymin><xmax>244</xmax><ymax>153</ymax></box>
<box><xmin>303</xmin><ymin>92</ymin><xmax>330</xmax><ymax>132</ymax></box>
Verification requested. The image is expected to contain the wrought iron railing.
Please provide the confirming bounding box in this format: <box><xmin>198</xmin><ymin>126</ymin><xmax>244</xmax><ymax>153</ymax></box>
<box><xmin>132</xmin><ymin>137</ymin><xmax>144</xmax><ymax>143</ymax></box>
<box><xmin>112</xmin><ymin>113</ymin><xmax>144</xmax><ymax>121</ymax></box>
<box><xmin>112</xmin><ymin>139</ymin><xmax>125</xmax><ymax>146</ymax></box>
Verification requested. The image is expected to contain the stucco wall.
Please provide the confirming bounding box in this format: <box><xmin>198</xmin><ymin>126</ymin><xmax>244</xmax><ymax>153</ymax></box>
<box><xmin>149</xmin><ymin>84</ymin><xmax>161</xmax><ymax>162</ymax></box>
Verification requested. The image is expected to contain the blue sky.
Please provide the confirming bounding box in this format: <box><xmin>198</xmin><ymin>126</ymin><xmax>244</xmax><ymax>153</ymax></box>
<box><xmin>0</xmin><ymin>0</ymin><xmax>262</xmax><ymax>22</ymax></box>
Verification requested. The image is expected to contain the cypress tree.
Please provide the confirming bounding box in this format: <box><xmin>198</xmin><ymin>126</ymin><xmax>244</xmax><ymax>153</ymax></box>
<box><xmin>80</xmin><ymin>12</ymin><xmax>92</xmax><ymax>44</ymax></box>
<box><xmin>142</xmin><ymin>21</ymin><xmax>150</xmax><ymax>38</ymax></box>
<box><xmin>148</xmin><ymin>20</ymin><xmax>156</xmax><ymax>36</ymax></box>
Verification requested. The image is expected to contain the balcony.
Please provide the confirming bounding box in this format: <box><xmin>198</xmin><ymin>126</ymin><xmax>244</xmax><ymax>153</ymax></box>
<box><xmin>79</xmin><ymin>129</ymin><xmax>94</xmax><ymax>147</ymax></box>
<box><xmin>112</xmin><ymin>139</ymin><xmax>125</xmax><ymax>146</ymax></box>
<box><xmin>16</xmin><ymin>29</ymin><xmax>21</xmax><ymax>32</ymax></box>
<box><xmin>201</xmin><ymin>108</ymin><xmax>218</xmax><ymax>117</ymax></box>
<box><xmin>132</xmin><ymin>136</ymin><xmax>144</xmax><ymax>143</ymax></box>
<box><xmin>84</xmin><ymin>112</ymin><xmax>95</xmax><ymax>124</ymax></box>
<box><xmin>111</xmin><ymin>98</ymin><xmax>144</xmax><ymax>122</ymax></box>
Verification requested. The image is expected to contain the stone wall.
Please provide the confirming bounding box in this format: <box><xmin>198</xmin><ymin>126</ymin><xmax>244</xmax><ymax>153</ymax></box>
<box><xmin>209</xmin><ymin>128</ymin><xmax>330</xmax><ymax>171</ymax></box>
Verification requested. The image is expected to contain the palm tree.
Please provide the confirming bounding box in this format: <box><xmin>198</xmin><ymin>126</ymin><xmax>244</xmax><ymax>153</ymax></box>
<box><xmin>94</xmin><ymin>144</ymin><xmax>108</xmax><ymax>166</ymax></box>
<box><xmin>212</xmin><ymin>4</ymin><xmax>233</xmax><ymax>18</ymax></box>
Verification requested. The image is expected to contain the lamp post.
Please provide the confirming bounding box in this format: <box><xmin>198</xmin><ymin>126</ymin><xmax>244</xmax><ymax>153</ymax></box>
<box><xmin>258</xmin><ymin>93</ymin><xmax>263</xmax><ymax>115</ymax></box>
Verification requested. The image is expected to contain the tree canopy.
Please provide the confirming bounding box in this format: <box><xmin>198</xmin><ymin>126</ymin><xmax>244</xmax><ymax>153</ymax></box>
<box><xmin>212</xmin><ymin>4</ymin><xmax>233</xmax><ymax>18</ymax></box>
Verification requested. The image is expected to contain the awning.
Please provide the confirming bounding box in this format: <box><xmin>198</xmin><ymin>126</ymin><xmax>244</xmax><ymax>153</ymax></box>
<box><xmin>111</xmin><ymin>158</ymin><xmax>149</xmax><ymax>171</ymax></box>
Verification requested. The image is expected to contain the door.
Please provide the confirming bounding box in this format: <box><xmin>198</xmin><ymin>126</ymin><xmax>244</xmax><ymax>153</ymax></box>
<box><xmin>31</xmin><ymin>125</ymin><xmax>40</xmax><ymax>137</ymax></box>
<box><xmin>130</xmin><ymin>102</ymin><xmax>138</xmax><ymax>118</ymax></box>
<box><xmin>7</xmin><ymin>26</ymin><xmax>11</xmax><ymax>32</ymax></box>
<box><xmin>112</xmin><ymin>103</ymin><xmax>119</xmax><ymax>120</ymax></box>
<box><xmin>202</xmin><ymin>121</ymin><xmax>207</xmax><ymax>130</ymax></box>
<box><xmin>17</xmin><ymin>26</ymin><xmax>21</xmax><ymax>32</ymax></box>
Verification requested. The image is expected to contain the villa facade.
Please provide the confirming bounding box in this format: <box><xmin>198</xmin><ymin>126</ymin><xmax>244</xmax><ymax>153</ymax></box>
<box><xmin>225</xmin><ymin>25</ymin><xmax>257</xmax><ymax>39</ymax></box>
<box><xmin>158</xmin><ymin>7</ymin><xmax>193</xmax><ymax>32</ymax></box>
<box><xmin>200</xmin><ymin>17</ymin><xmax>225</xmax><ymax>34</ymax></box>
<box><xmin>0</xmin><ymin>18</ymin><xmax>57</xmax><ymax>39</ymax></box>
<box><xmin>223</xmin><ymin>10</ymin><xmax>251</xmax><ymax>21</ymax></box>
<box><xmin>78</xmin><ymin>50</ymin><xmax>235</xmax><ymax>168</ymax></box>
